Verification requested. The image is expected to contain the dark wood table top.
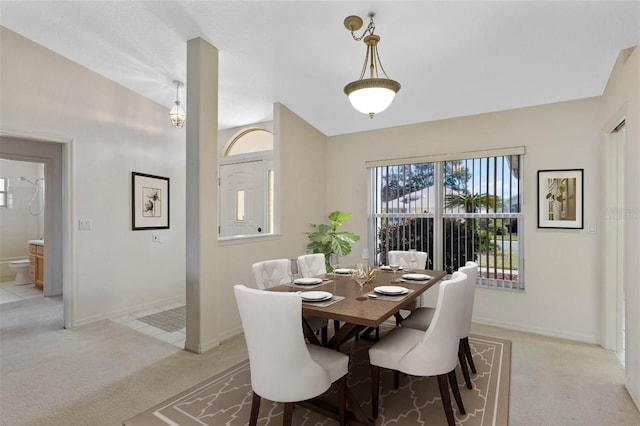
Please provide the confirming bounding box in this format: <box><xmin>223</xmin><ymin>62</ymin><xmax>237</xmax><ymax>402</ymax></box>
<box><xmin>269</xmin><ymin>268</ymin><xmax>446</xmax><ymax>328</ymax></box>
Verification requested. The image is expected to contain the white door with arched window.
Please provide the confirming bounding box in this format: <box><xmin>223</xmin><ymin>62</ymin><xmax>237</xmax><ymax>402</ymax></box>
<box><xmin>219</xmin><ymin>128</ymin><xmax>274</xmax><ymax>238</ymax></box>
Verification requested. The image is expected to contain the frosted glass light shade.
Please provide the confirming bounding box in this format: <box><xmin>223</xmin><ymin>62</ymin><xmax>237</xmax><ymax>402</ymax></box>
<box><xmin>169</xmin><ymin>102</ymin><xmax>186</xmax><ymax>128</ymax></box>
<box><xmin>344</xmin><ymin>77</ymin><xmax>400</xmax><ymax>118</ymax></box>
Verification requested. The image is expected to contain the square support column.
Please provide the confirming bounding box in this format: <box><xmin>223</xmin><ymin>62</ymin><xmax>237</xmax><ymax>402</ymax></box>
<box><xmin>185</xmin><ymin>37</ymin><xmax>219</xmax><ymax>353</ymax></box>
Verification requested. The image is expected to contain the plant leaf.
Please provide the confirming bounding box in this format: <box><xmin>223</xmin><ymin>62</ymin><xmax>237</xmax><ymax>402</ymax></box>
<box><xmin>328</xmin><ymin>211</ymin><xmax>351</xmax><ymax>229</ymax></box>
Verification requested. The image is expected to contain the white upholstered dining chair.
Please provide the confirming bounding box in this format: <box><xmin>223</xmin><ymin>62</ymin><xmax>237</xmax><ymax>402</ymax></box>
<box><xmin>252</xmin><ymin>259</ymin><xmax>329</xmax><ymax>344</ymax></box>
<box><xmin>234</xmin><ymin>285</ymin><xmax>349</xmax><ymax>426</ymax></box>
<box><xmin>297</xmin><ymin>253</ymin><xmax>327</xmax><ymax>277</ymax></box>
<box><xmin>297</xmin><ymin>253</ymin><xmax>343</xmax><ymax>335</ymax></box>
<box><xmin>387</xmin><ymin>250</ymin><xmax>428</xmax><ymax>270</ymax></box>
<box><xmin>387</xmin><ymin>250</ymin><xmax>429</xmax><ymax>321</ymax></box>
<box><xmin>252</xmin><ymin>259</ymin><xmax>291</xmax><ymax>290</ymax></box>
<box><xmin>368</xmin><ymin>272</ymin><xmax>468</xmax><ymax>425</ymax></box>
<box><xmin>401</xmin><ymin>261</ymin><xmax>479</xmax><ymax>389</ymax></box>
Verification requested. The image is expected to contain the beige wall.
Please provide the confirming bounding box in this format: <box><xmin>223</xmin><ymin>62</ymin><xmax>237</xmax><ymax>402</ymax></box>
<box><xmin>328</xmin><ymin>97</ymin><xmax>604</xmax><ymax>343</ymax></box>
<box><xmin>216</xmin><ymin>103</ymin><xmax>327</xmax><ymax>339</ymax></box>
<box><xmin>602</xmin><ymin>45</ymin><xmax>640</xmax><ymax>409</ymax></box>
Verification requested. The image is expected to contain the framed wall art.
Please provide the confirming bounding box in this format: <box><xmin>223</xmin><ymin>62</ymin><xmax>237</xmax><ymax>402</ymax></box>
<box><xmin>537</xmin><ymin>169</ymin><xmax>583</xmax><ymax>229</ymax></box>
<box><xmin>132</xmin><ymin>172</ymin><xmax>170</xmax><ymax>230</ymax></box>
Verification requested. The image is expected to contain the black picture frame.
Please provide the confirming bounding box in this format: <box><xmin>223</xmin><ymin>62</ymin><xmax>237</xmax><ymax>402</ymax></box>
<box><xmin>537</xmin><ymin>169</ymin><xmax>583</xmax><ymax>229</ymax></box>
<box><xmin>132</xmin><ymin>172</ymin><xmax>170</xmax><ymax>230</ymax></box>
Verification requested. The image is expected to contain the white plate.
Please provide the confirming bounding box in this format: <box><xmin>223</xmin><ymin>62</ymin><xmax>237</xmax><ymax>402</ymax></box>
<box><xmin>333</xmin><ymin>268</ymin><xmax>353</xmax><ymax>274</ymax></box>
<box><xmin>402</xmin><ymin>273</ymin><xmax>431</xmax><ymax>281</ymax></box>
<box><xmin>294</xmin><ymin>277</ymin><xmax>323</xmax><ymax>285</ymax></box>
<box><xmin>374</xmin><ymin>286</ymin><xmax>409</xmax><ymax>296</ymax></box>
<box><xmin>380</xmin><ymin>265</ymin><xmax>403</xmax><ymax>271</ymax></box>
<box><xmin>300</xmin><ymin>291</ymin><xmax>333</xmax><ymax>302</ymax></box>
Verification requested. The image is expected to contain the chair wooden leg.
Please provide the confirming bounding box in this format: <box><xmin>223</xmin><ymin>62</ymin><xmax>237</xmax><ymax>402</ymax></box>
<box><xmin>394</xmin><ymin>311</ymin><xmax>404</xmax><ymax>325</ymax></box>
<box><xmin>448</xmin><ymin>369</ymin><xmax>466</xmax><ymax>414</ymax></box>
<box><xmin>371</xmin><ymin>365</ymin><xmax>380</xmax><ymax>418</ymax></box>
<box><xmin>249</xmin><ymin>391</ymin><xmax>261</xmax><ymax>426</ymax></box>
<box><xmin>393</xmin><ymin>370</ymin><xmax>400</xmax><ymax>389</ymax></box>
<box><xmin>282</xmin><ymin>402</ymin><xmax>293</xmax><ymax>426</ymax></box>
<box><xmin>462</xmin><ymin>337</ymin><xmax>477</xmax><ymax>373</ymax></box>
<box><xmin>458</xmin><ymin>340</ymin><xmax>473</xmax><ymax>389</ymax></box>
<box><xmin>337</xmin><ymin>375</ymin><xmax>346</xmax><ymax>426</ymax></box>
<box><xmin>437</xmin><ymin>374</ymin><xmax>456</xmax><ymax>426</ymax></box>
<box><xmin>321</xmin><ymin>326</ymin><xmax>328</xmax><ymax>345</ymax></box>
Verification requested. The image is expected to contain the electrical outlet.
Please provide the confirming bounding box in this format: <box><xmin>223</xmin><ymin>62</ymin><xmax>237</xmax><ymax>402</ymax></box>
<box><xmin>79</xmin><ymin>219</ymin><xmax>93</xmax><ymax>230</ymax></box>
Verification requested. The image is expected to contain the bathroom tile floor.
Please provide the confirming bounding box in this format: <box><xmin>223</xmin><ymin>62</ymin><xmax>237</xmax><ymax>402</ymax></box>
<box><xmin>110</xmin><ymin>301</ymin><xmax>186</xmax><ymax>349</ymax></box>
<box><xmin>0</xmin><ymin>281</ymin><xmax>43</xmax><ymax>305</ymax></box>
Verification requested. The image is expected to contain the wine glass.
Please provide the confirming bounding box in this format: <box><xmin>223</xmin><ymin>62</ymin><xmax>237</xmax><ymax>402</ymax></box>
<box><xmin>289</xmin><ymin>259</ymin><xmax>299</xmax><ymax>286</ymax></box>
<box><xmin>353</xmin><ymin>263</ymin><xmax>368</xmax><ymax>286</ymax></box>
<box><xmin>329</xmin><ymin>253</ymin><xmax>340</xmax><ymax>273</ymax></box>
<box><xmin>408</xmin><ymin>249</ymin><xmax>417</xmax><ymax>272</ymax></box>
<box><xmin>360</xmin><ymin>247</ymin><xmax>370</xmax><ymax>264</ymax></box>
<box><xmin>389</xmin><ymin>263</ymin><xmax>400</xmax><ymax>275</ymax></box>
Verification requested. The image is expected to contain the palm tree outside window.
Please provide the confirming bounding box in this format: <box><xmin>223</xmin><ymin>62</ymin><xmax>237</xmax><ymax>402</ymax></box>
<box><xmin>369</xmin><ymin>154</ymin><xmax>524</xmax><ymax>290</ymax></box>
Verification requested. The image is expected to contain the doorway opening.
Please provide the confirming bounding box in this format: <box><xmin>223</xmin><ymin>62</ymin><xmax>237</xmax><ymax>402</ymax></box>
<box><xmin>0</xmin><ymin>135</ymin><xmax>68</xmax><ymax>327</ymax></box>
<box><xmin>0</xmin><ymin>159</ymin><xmax>45</xmax><ymax>302</ymax></box>
<box><xmin>603</xmin><ymin>120</ymin><xmax>626</xmax><ymax>365</ymax></box>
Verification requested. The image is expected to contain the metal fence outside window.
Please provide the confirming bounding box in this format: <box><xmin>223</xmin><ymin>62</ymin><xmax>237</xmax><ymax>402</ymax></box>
<box><xmin>369</xmin><ymin>154</ymin><xmax>524</xmax><ymax>290</ymax></box>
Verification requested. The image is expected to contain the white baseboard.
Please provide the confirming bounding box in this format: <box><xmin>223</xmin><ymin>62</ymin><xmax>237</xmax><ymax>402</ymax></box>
<box><xmin>219</xmin><ymin>327</ymin><xmax>244</xmax><ymax>343</ymax></box>
<box><xmin>473</xmin><ymin>316</ymin><xmax>599</xmax><ymax>345</ymax></box>
<box><xmin>627</xmin><ymin>383</ymin><xmax>640</xmax><ymax>413</ymax></box>
<box><xmin>185</xmin><ymin>338</ymin><xmax>220</xmax><ymax>354</ymax></box>
<box><xmin>71</xmin><ymin>295</ymin><xmax>186</xmax><ymax>328</ymax></box>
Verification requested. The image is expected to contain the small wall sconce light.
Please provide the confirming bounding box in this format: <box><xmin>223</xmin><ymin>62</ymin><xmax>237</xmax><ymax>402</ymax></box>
<box><xmin>169</xmin><ymin>80</ymin><xmax>186</xmax><ymax>128</ymax></box>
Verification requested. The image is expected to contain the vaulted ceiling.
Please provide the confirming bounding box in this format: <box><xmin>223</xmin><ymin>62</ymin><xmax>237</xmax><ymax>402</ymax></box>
<box><xmin>1</xmin><ymin>1</ymin><xmax>638</xmax><ymax>136</ymax></box>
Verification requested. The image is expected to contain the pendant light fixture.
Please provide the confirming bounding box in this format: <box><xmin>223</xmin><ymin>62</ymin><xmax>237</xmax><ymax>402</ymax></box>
<box><xmin>169</xmin><ymin>80</ymin><xmax>186</xmax><ymax>128</ymax></box>
<box><xmin>343</xmin><ymin>12</ymin><xmax>400</xmax><ymax>118</ymax></box>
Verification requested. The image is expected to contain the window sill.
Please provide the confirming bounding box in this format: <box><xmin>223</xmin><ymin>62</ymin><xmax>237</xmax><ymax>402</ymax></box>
<box><xmin>218</xmin><ymin>233</ymin><xmax>281</xmax><ymax>246</ymax></box>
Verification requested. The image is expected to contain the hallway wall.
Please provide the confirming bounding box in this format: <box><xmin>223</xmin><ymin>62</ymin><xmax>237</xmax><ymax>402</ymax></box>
<box><xmin>601</xmin><ymin>44</ymin><xmax>640</xmax><ymax>410</ymax></box>
<box><xmin>0</xmin><ymin>27</ymin><xmax>186</xmax><ymax>324</ymax></box>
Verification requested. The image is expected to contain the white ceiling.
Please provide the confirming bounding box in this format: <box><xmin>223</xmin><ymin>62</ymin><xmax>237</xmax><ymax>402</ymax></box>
<box><xmin>1</xmin><ymin>1</ymin><xmax>639</xmax><ymax>136</ymax></box>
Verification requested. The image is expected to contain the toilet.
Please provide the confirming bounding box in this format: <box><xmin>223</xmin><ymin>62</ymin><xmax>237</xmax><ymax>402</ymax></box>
<box><xmin>9</xmin><ymin>259</ymin><xmax>32</xmax><ymax>286</ymax></box>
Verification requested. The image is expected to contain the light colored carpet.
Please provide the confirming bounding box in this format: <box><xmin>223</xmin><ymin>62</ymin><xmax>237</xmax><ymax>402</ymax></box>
<box><xmin>124</xmin><ymin>331</ymin><xmax>511</xmax><ymax>425</ymax></box>
<box><xmin>3</xmin><ymin>297</ymin><xmax>639</xmax><ymax>426</ymax></box>
<box><xmin>0</xmin><ymin>297</ymin><xmax>247</xmax><ymax>426</ymax></box>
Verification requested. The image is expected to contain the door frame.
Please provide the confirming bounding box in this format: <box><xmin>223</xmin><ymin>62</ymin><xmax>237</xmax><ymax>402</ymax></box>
<box><xmin>0</xmin><ymin>130</ymin><xmax>74</xmax><ymax>329</ymax></box>
<box><xmin>602</xmin><ymin>122</ymin><xmax>626</xmax><ymax>359</ymax></box>
<box><xmin>219</xmin><ymin>150</ymin><xmax>273</xmax><ymax>239</ymax></box>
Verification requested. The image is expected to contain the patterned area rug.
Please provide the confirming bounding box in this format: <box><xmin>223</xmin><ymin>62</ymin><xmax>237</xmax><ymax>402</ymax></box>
<box><xmin>125</xmin><ymin>330</ymin><xmax>510</xmax><ymax>425</ymax></box>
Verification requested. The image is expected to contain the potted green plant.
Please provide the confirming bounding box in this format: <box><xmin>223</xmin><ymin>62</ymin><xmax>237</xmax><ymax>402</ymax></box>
<box><xmin>306</xmin><ymin>211</ymin><xmax>360</xmax><ymax>271</ymax></box>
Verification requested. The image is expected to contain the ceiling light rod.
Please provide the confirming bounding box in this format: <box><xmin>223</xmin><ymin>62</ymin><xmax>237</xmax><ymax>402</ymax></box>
<box><xmin>169</xmin><ymin>80</ymin><xmax>186</xmax><ymax>128</ymax></box>
<box><xmin>343</xmin><ymin>12</ymin><xmax>400</xmax><ymax>118</ymax></box>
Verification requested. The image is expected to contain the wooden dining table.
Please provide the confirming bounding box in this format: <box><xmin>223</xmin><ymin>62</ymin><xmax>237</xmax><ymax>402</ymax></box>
<box><xmin>268</xmin><ymin>267</ymin><xmax>447</xmax><ymax>426</ymax></box>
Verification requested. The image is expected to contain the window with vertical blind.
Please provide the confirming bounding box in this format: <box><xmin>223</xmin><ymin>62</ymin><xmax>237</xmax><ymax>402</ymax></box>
<box><xmin>368</xmin><ymin>148</ymin><xmax>525</xmax><ymax>290</ymax></box>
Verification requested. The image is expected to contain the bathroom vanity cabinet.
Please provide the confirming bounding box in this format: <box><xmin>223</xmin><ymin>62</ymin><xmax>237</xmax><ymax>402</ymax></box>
<box><xmin>28</xmin><ymin>241</ymin><xmax>44</xmax><ymax>289</ymax></box>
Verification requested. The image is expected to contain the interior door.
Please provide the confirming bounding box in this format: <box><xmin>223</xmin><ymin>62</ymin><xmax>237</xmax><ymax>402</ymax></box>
<box><xmin>219</xmin><ymin>161</ymin><xmax>264</xmax><ymax>237</ymax></box>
